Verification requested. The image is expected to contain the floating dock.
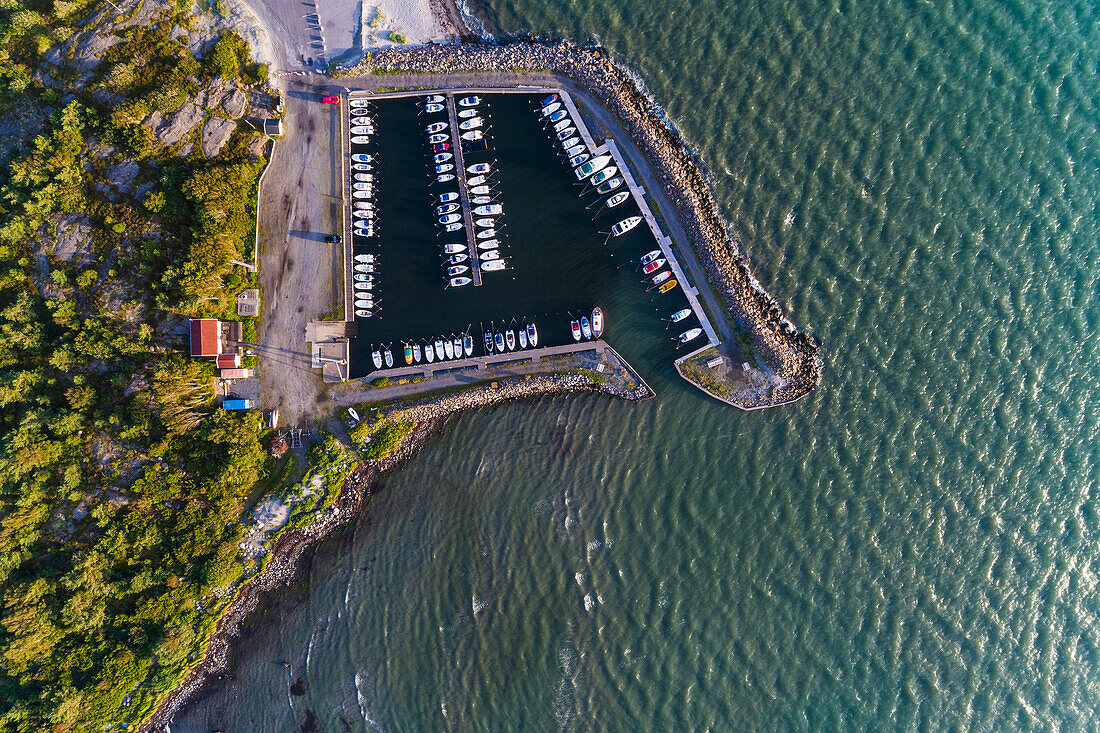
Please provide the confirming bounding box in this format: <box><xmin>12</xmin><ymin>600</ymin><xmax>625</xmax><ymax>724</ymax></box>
<box><xmin>445</xmin><ymin>93</ymin><xmax>483</xmax><ymax>287</ymax></box>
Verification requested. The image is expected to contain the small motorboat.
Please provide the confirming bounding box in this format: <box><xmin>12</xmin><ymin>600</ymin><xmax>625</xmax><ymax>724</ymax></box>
<box><xmin>571</xmin><ymin>320</ymin><xmax>581</xmax><ymax>341</ymax></box>
<box><xmin>439</xmin><ymin>213</ymin><xmax>461</xmax><ymax>225</ymax></box>
<box><xmin>354</xmin><ymin>229</ymin><xmax>374</xmax><ymax>238</ymax></box>
<box><xmin>353</xmin><ymin>282</ymin><xmax>374</xmax><ymax>291</ymax></box>
<box><xmin>351</xmin><ymin>126</ymin><xmax>374</xmax><ymax>135</ymax></box>
<box><xmin>481</xmin><ymin>260</ymin><xmax>506</xmax><ymax>271</ymax></box>
<box><xmin>383</xmin><ymin>348</ymin><xmax>393</xmax><ymax>368</ymax></box>
<box><xmin>475</xmin><ymin>217</ymin><xmax>495</xmax><ymax>227</ymax></box>
<box><xmin>444</xmin><ymin>339</ymin><xmax>454</xmax><ymax>359</ymax></box>
<box><xmin>351</xmin><ymin>135</ymin><xmax>372</xmax><ymax>144</ymax></box>
<box><xmin>477</xmin><ymin>239</ymin><xmax>499</xmax><ymax>250</ymax></box>
<box><xmin>605</xmin><ymin>191</ymin><xmax>630</xmax><ymax>209</ymax></box>
<box><xmin>564</xmin><ymin>144</ymin><xmax>586</xmax><ymax>158</ymax></box>
<box><xmin>354</xmin><ymin>173</ymin><xmax>374</xmax><ymax>182</ymax></box>
<box><xmin>442</xmin><ymin>243</ymin><xmax>465</xmax><ymax>254</ymax></box>
<box><xmin>477</xmin><ymin>228</ymin><xmax>497</xmax><ymax>239</ymax></box>
<box><xmin>352</xmin><ymin>153</ymin><xmax>373</xmax><ymax>163</ymax></box>
<box><xmin>351</xmin><ymin>113</ymin><xmax>372</xmax><ymax>122</ymax></box>
<box><xmin>355</xmin><ymin>309</ymin><xmax>372</xmax><ymax>318</ymax></box>
<box><xmin>439</xmin><ymin>191</ymin><xmax>459</xmax><ymax>203</ymax></box>
<box><xmin>452</xmin><ymin>337</ymin><xmax>463</xmax><ymax>358</ymax></box>
<box><xmin>484</xmin><ymin>331</ymin><xmax>494</xmax><ymax>353</ymax></box>
<box><xmin>352</xmin><ymin>209</ymin><xmax>374</xmax><ymax>218</ymax></box>
<box><xmin>467</xmin><ymin>175</ymin><xmax>488</xmax><ymax>186</ymax></box>
<box><xmin>559</xmin><ymin>136</ymin><xmax>580</xmax><ymax>150</ymax></box>
<box><xmin>434</xmin><ymin>152</ymin><xmax>453</xmax><ymax>163</ymax></box>
<box><xmin>404</xmin><ymin>344</ymin><xmax>413</xmax><ymax>365</ymax></box>
<box><xmin>540</xmin><ymin>93</ymin><xmax>558</xmax><ymax>106</ymax></box>
<box><xmin>429</xmin><ymin>133</ymin><xmax>448</xmax><ymax>144</ymax></box>
<box><xmin>579</xmin><ymin>317</ymin><xmax>592</xmax><ymax>339</ymax></box>
<box><xmin>495</xmin><ymin>332</ymin><xmax>506</xmax><ymax>353</ymax></box>
<box><xmin>678</xmin><ymin>328</ymin><xmax>703</xmax><ymax>344</ymax></box>
<box><xmin>435</xmin><ymin>163</ymin><xmax>454</xmax><ymax>173</ymax></box>
<box><xmin>354</xmin><ymin>264</ymin><xmax>375</xmax><ymax>273</ymax></box>
<box><xmin>589</xmin><ymin>167</ymin><xmax>618</xmax><ymax>186</ymax></box>
<box><xmin>350</xmin><ymin>98</ymin><xmax>370</xmax><ymax>108</ymax></box>
<box><xmin>505</xmin><ymin>329</ymin><xmax>516</xmax><ymax>350</ymax></box>
<box><xmin>353</xmin><ymin>182</ymin><xmax>373</xmax><ymax>191</ymax></box>
<box><xmin>556</xmin><ymin>127</ymin><xmax>576</xmax><ymax>141</ymax></box>
<box><xmin>352</xmin><ymin>190</ymin><xmax>373</xmax><ymax>199</ymax></box>
<box><xmin>425</xmin><ymin>94</ymin><xmax>444</xmax><ymax>103</ymax></box>
<box><xmin>591</xmin><ymin>307</ymin><xmax>604</xmax><ymax>338</ymax></box>
<box><xmin>569</xmin><ymin>152</ymin><xmax>591</xmax><ymax>167</ymax></box>
<box><xmin>458</xmin><ymin>95</ymin><xmax>480</xmax><ymax>107</ymax></box>
<box><xmin>425</xmin><ymin>343</ymin><xmax>435</xmax><ymax>362</ymax></box>
<box><xmin>518</xmin><ymin>327</ymin><xmax>528</xmax><ymax>348</ymax></box>
<box><xmin>597</xmin><ymin>177</ymin><xmax>624</xmax><ymax>194</ymax></box>
<box><xmin>458</xmin><ymin>108</ymin><xmax>479</xmax><ymax>119</ymax></box>
<box><xmin>413</xmin><ymin>343</ymin><xmax>422</xmax><ymax>362</ymax></box>
<box><xmin>436</xmin><ymin>203</ymin><xmax>459</xmax><ymax>215</ymax></box>
<box><xmin>480</xmin><ymin>250</ymin><xmax>500</xmax><ymax>261</ymax></box>
<box><xmin>467</xmin><ymin>162</ymin><xmax>492</xmax><ymax>174</ymax></box>
<box><xmin>553</xmin><ymin>119</ymin><xmax>572</xmax><ymax>133</ymax></box>
<box><xmin>474</xmin><ymin>204</ymin><xmax>502</xmax><ymax>216</ymax></box>
<box><xmin>471</xmin><ymin>186</ymin><xmax>493</xmax><ymax>196</ymax></box>
<box><xmin>670</xmin><ymin>308</ymin><xmax>692</xmax><ymax>323</ymax></box>
<box><xmin>463</xmin><ymin>334</ymin><xmax>473</xmax><ymax>357</ymax></box>
<box><xmin>449</xmin><ymin>276</ymin><xmax>472</xmax><ymax>288</ymax></box>
<box><xmin>459</xmin><ymin>117</ymin><xmax>483</xmax><ymax>130</ymax></box>
<box><xmin>432</xmin><ymin>143</ymin><xmax>451</xmax><ymax>152</ymax></box>
<box><xmin>448</xmin><ymin>253</ymin><xmax>468</xmax><ymax>264</ymax></box>
<box><xmin>447</xmin><ymin>265</ymin><xmax>469</xmax><ymax>276</ymax></box>
<box><xmin>424</xmin><ymin>103</ymin><xmax>444</xmax><ymax>113</ymax></box>
<box><xmin>426</xmin><ymin>121</ymin><xmax>448</xmax><ymax>133</ymax></box>
<box><xmin>435</xmin><ymin>338</ymin><xmax>445</xmax><ymax>359</ymax></box>
<box><xmin>354</xmin><ymin>298</ymin><xmax>374</xmax><ymax>309</ymax></box>
<box><xmin>437</xmin><ymin>174</ymin><xmax>455</xmax><ymax>183</ymax></box>
<box><xmin>527</xmin><ymin>323</ymin><xmax>538</xmax><ymax>346</ymax></box>
<box><xmin>576</xmin><ymin>155</ymin><xmax>611</xmax><ymax>179</ymax></box>
<box><xmin>651</xmin><ymin>271</ymin><xmax>671</xmax><ymax>286</ymax></box>
<box><xmin>471</xmin><ymin>196</ymin><xmax>491</xmax><ymax>205</ymax></box>
<box><xmin>354</xmin><ymin>201</ymin><xmax>374</xmax><ymax>209</ymax></box>
<box><xmin>643</xmin><ymin>258</ymin><xmax>666</xmax><ymax>274</ymax></box>
<box><xmin>354</xmin><ymin>254</ymin><xmax>376</xmax><ymax>263</ymax></box>
<box><xmin>540</xmin><ymin>102</ymin><xmax>561</xmax><ymax>117</ymax></box>
<box><xmin>444</xmin><ymin>222</ymin><xmax>463</xmax><ymax>232</ymax></box>
<box><xmin>612</xmin><ymin>215</ymin><xmax>642</xmax><ymax>236</ymax></box>
<box><xmin>461</xmin><ymin>130</ymin><xmax>484</xmax><ymax>141</ymax></box>
<box><xmin>352</xmin><ymin>163</ymin><xmax>373</xmax><ymax>171</ymax></box>
<box><xmin>658</xmin><ymin>279</ymin><xmax>678</xmax><ymax>294</ymax></box>
<box><xmin>548</xmin><ymin>109</ymin><xmax>569</xmax><ymax>123</ymax></box>
<box><xmin>371</xmin><ymin>349</ymin><xmax>382</xmax><ymax>369</ymax></box>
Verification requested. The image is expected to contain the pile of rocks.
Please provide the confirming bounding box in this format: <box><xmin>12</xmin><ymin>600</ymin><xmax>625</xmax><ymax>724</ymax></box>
<box><xmin>348</xmin><ymin>39</ymin><xmax>822</xmax><ymax>406</ymax></box>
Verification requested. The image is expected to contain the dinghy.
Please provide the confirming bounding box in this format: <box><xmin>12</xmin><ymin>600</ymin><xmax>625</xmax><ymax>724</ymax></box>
<box><xmin>670</xmin><ymin>308</ymin><xmax>692</xmax><ymax>323</ymax></box>
<box><xmin>651</xmin><ymin>271</ymin><xmax>672</xmax><ymax>286</ymax></box>
<box><xmin>505</xmin><ymin>329</ymin><xmax>516</xmax><ymax>350</ymax></box>
<box><xmin>657</xmin><ymin>279</ymin><xmax>678</xmax><ymax>294</ymax></box>
<box><xmin>425</xmin><ymin>343</ymin><xmax>435</xmax><ymax>362</ymax></box>
<box><xmin>404</xmin><ymin>344</ymin><xmax>413</xmax><ymax>365</ymax></box>
<box><xmin>591</xmin><ymin>307</ymin><xmax>604</xmax><ymax>338</ymax></box>
<box><xmin>643</xmin><ymin>258</ymin><xmax>666</xmax><ymax>274</ymax></box>
<box><xmin>571</xmin><ymin>320</ymin><xmax>581</xmax><ymax>341</ymax></box>
<box><xmin>372</xmin><ymin>349</ymin><xmax>382</xmax><ymax>369</ymax></box>
<box><xmin>611</xmin><ymin>215</ymin><xmax>642</xmax><ymax>236</ymax></box>
<box><xmin>413</xmin><ymin>343</ymin><xmax>422</xmax><ymax>363</ymax></box>
<box><xmin>495</xmin><ymin>332</ymin><xmax>506</xmax><ymax>353</ymax></box>
<box><xmin>527</xmin><ymin>323</ymin><xmax>538</xmax><ymax>347</ymax></box>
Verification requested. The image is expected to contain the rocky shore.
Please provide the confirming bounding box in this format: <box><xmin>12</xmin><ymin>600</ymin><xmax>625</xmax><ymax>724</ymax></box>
<box><xmin>344</xmin><ymin>39</ymin><xmax>822</xmax><ymax>407</ymax></box>
<box><xmin>140</xmin><ymin>371</ymin><xmax>644</xmax><ymax>731</ymax></box>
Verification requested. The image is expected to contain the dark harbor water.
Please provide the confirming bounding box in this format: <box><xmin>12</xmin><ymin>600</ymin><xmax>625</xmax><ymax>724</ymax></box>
<box><xmin>175</xmin><ymin>0</ymin><xmax>1100</xmax><ymax>728</ymax></box>
<box><xmin>348</xmin><ymin>94</ymin><xmax>701</xmax><ymax>377</ymax></box>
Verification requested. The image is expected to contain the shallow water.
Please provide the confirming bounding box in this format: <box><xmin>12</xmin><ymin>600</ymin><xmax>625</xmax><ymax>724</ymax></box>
<box><xmin>174</xmin><ymin>0</ymin><xmax>1100</xmax><ymax>728</ymax></box>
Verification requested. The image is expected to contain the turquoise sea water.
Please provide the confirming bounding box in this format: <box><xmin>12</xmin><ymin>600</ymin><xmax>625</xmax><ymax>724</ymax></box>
<box><xmin>175</xmin><ymin>0</ymin><xmax>1100</xmax><ymax>728</ymax></box>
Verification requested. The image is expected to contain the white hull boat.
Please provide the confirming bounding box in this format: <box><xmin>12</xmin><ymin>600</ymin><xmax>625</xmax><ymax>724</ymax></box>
<box><xmin>556</xmin><ymin>127</ymin><xmax>576</xmax><ymax>141</ymax></box>
<box><xmin>612</xmin><ymin>215</ymin><xmax>642</xmax><ymax>236</ymax></box>
<box><xmin>597</xmin><ymin>177</ymin><xmax>623</xmax><ymax>194</ymax></box>
<box><xmin>351</xmin><ymin>163</ymin><xmax>373</xmax><ymax>171</ymax></box>
<box><xmin>547</xmin><ymin>109</ymin><xmax>568</xmax><ymax>123</ymax></box>
<box><xmin>442</xmin><ymin>243</ymin><xmax>465</xmax><ymax>254</ymax></box>
<box><xmin>436</xmin><ymin>203</ymin><xmax>459</xmax><ymax>215</ymax></box>
<box><xmin>458</xmin><ymin>95</ymin><xmax>480</xmax><ymax>107</ymax></box>
<box><xmin>354</xmin><ymin>254</ymin><xmax>376</xmax><ymax>263</ymax></box>
<box><xmin>670</xmin><ymin>308</ymin><xmax>692</xmax><ymax>323</ymax></box>
<box><xmin>553</xmin><ymin>119</ymin><xmax>572</xmax><ymax>132</ymax></box>
<box><xmin>425</xmin><ymin>94</ymin><xmax>444</xmax><ymax>103</ymax></box>
<box><xmin>351</xmin><ymin>126</ymin><xmax>374</xmax><ymax>135</ymax></box>
<box><xmin>527</xmin><ymin>323</ymin><xmax>538</xmax><ymax>347</ymax></box>
<box><xmin>428</xmin><ymin>133</ymin><xmax>448</xmax><ymax>144</ymax></box>
<box><xmin>354</xmin><ymin>173</ymin><xmax>374</xmax><ymax>182</ymax></box>
<box><xmin>439</xmin><ymin>192</ymin><xmax>459</xmax><ymax>203</ymax></box>
<box><xmin>436</xmin><ymin>174</ymin><xmax>455</xmax><ymax>183</ymax></box>
<box><xmin>576</xmin><ymin>155</ymin><xmax>611</xmax><ymax>179</ymax></box>
<box><xmin>475</xmin><ymin>217</ymin><xmax>495</xmax><ymax>227</ymax></box>
<box><xmin>605</xmin><ymin>191</ymin><xmax>630</xmax><ymax>208</ymax></box>
<box><xmin>444</xmin><ymin>222</ymin><xmax>463</xmax><ymax>232</ymax></box>
<box><xmin>426</xmin><ymin>122</ymin><xmax>448</xmax><ymax>133</ymax></box>
<box><xmin>477</xmin><ymin>239</ymin><xmax>499</xmax><ymax>250</ymax></box>
<box><xmin>435</xmin><ymin>163</ymin><xmax>454</xmax><ymax>173</ymax></box>
<box><xmin>444</xmin><ymin>340</ymin><xmax>454</xmax><ymax>359</ymax></box>
<box><xmin>351</xmin><ymin>136</ymin><xmax>372</xmax><ymax>144</ymax></box>
<box><xmin>471</xmin><ymin>196</ymin><xmax>491</xmax><ymax>205</ymax></box>
<box><xmin>434</xmin><ymin>152</ymin><xmax>453</xmax><ymax>163</ymax></box>
<box><xmin>424</xmin><ymin>103</ymin><xmax>444</xmax><ymax>113</ymax></box>
<box><xmin>589</xmin><ymin>166</ymin><xmax>618</xmax><ymax>186</ymax></box>
<box><xmin>468</xmin><ymin>175</ymin><xmax>487</xmax><ymax>186</ymax></box>
<box><xmin>447</xmin><ymin>265</ymin><xmax>469</xmax><ymax>276</ymax></box>
<box><xmin>439</xmin><ymin>213</ymin><xmax>461</xmax><ymax>224</ymax></box>
<box><xmin>350</xmin><ymin>98</ymin><xmax>370</xmax><ymax>108</ymax></box>
<box><xmin>425</xmin><ymin>343</ymin><xmax>434</xmax><ymax>362</ymax></box>
<box><xmin>471</xmin><ymin>186</ymin><xmax>492</xmax><ymax>195</ymax></box>
<box><xmin>459</xmin><ymin>118</ymin><xmax>483</xmax><ymax>130</ymax></box>
<box><xmin>351</xmin><ymin>153</ymin><xmax>373</xmax><ymax>163</ymax></box>
<box><xmin>448</xmin><ymin>276</ymin><xmax>472</xmax><ymax>287</ymax></box>
<box><xmin>559</xmin><ymin>136</ymin><xmax>580</xmax><ymax>150</ymax></box>
<box><xmin>461</xmin><ymin>130</ymin><xmax>484</xmax><ymax>141</ymax></box>
<box><xmin>352</xmin><ymin>190</ymin><xmax>373</xmax><ymax>199</ymax></box>
<box><xmin>355</xmin><ymin>309</ymin><xmax>372</xmax><ymax>318</ymax></box>
<box><xmin>476</xmin><ymin>228</ymin><xmax>497</xmax><ymax>239</ymax></box>
<box><xmin>479</xmin><ymin>250</ymin><xmax>500</xmax><ymax>261</ymax></box>
<box><xmin>448</xmin><ymin>253</ymin><xmax>468</xmax><ymax>263</ymax></box>
<box><xmin>569</xmin><ymin>153</ymin><xmax>590</xmax><ymax>167</ymax></box>
<box><xmin>518</xmin><ymin>328</ymin><xmax>528</xmax><ymax>348</ymax></box>
<box><xmin>678</xmin><ymin>328</ymin><xmax>703</xmax><ymax>344</ymax></box>
<box><xmin>467</xmin><ymin>162</ymin><xmax>491</xmax><ymax>174</ymax></box>
<box><xmin>540</xmin><ymin>102</ymin><xmax>561</xmax><ymax>117</ymax></box>
<box><xmin>481</xmin><ymin>259</ymin><xmax>506</xmax><ymax>271</ymax></box>
<box><xmin>474</xmin><ymin>204</ymin><xmax>502</xmax><ymax>216</ymax></box>
<box><xmin>458</xmin><ymin>109</ymin><xmax>478</xmax><ymax>119</ymax></box>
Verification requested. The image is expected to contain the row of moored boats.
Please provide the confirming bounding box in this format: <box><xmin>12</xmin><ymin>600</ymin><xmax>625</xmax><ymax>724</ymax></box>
<box><xmin>569</xmin><ymin>307</ymin><xmax>605</xmax><ymax>341</ymax></box>
<box><xmin>349</xmin><ymin>97</ymin><xmax>380</xmax><ymax>319</ymax></box>
<box><xmin>369</xmin><ymin>320</ymin><xmax>542</xmax><ymax>370</ymax></box>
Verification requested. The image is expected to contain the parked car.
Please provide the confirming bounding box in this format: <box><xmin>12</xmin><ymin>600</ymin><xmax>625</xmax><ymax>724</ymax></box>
<box><xmin>321</xmin><ymin>95</ymin><xmax>339</xmax><ymax>104</ymax></box>
<box><xmin>322</xmin><ymin>234</ymin><xmax>342</xmax><ymax>244</ymax></box>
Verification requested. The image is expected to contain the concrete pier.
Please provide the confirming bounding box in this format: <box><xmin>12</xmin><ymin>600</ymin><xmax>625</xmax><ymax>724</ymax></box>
<box><xmin>365</xmin><ymin>338</ymin><xmax>610</xmax><ymax>380</ymax></box>
<box><xmin>444</xmin><ymin>93</ymin><xmax>483</xmax><ymax>286</ymax></box>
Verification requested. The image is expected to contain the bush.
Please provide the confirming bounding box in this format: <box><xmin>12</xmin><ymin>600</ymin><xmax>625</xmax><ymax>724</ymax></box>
<box><xmin>207</xmin><ymin>32</ymin><xmax>249</xmax><ymax>80</ymax></box>
<box><xmin>388</xmin><ymin>31</ymin><xmax>407</xmax><ymax>44</ymax></box>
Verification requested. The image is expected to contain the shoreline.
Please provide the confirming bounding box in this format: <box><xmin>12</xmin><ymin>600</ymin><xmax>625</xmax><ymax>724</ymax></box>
<box><xmin>139</xmin><ymin>372</ymin><xmax>647</xmax><ymax>731</ymax></box>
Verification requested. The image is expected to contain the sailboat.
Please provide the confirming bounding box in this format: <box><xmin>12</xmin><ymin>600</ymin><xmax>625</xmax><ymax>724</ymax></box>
<box><xmin>611</xmin><ymin>215</ymin><xmax>642</xmax><ymax>236</ymax></box>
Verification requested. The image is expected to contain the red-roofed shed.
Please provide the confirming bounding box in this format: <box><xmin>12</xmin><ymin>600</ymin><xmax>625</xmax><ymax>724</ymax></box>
<box><xmin>189</xmin><ymin>319</ymin><xmax>221</xmax><ymax>357</ymax></box>
<box><xmin>216</xmin><ymin>353</ymin><xmax>240</xmax><ymax>369</ymax></box>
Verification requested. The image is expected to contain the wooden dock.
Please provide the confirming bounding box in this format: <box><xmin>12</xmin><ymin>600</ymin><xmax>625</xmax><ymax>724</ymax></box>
<box><xmin>445</xmin><ymin>94</ymin><xmax>483</xmax><ymax>286</ymax></box>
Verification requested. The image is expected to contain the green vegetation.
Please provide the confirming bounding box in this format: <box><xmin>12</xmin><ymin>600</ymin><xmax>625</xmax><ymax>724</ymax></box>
<box><xmin>349</xmin><ymin>418</ymin><xmax>416</xmax><ymax>462</ymax></box>
<box><xmin>368</xmin><ymin>6</ymin><xmax>384</xmax><ymax>28</ymax></box>
<box><xmin>388</xmin><ymin>31</ymin><xmax>407</xmax><ymax>44</ymax></box>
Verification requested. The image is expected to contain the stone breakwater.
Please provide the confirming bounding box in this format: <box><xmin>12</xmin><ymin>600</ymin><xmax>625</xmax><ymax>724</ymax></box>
<box><xmin>346</xmin><ymin>39</ymin><xmax>822</xmax><ymax>407</ymax></box>
<box><xmin>140</xmin><ymin>371</ymin><xmax>643</xmax><ymax>732</ymax></box>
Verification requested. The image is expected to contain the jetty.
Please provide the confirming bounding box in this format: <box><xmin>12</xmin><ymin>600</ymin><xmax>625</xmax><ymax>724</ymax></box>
<box><xmin>445</xmin><ymin>93</ymin><xmax>483</xmax><ymax>286</ymax></box>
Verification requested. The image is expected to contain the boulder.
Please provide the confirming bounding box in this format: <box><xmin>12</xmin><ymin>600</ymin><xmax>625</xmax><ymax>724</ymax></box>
<box><xmin>220</xmin><ymin>88</ymin><xmax>249</xmax><ymax>118</ymax></box>
<box><xmin>202</xmin><ymin>117</ymin><xmax>237</xmax><ymax>158</ymax></box>
<box><xmin>106</xmin><ymin>160</ymin><xmax>140</xmax><ymax>194</ymax></box>
<box><xmin>156</xmin><ymin>102</ymin><xmax>204</xmax><ymax>146</ymax></box>
<box><xmin>52</xmin><ymin>215</ymin><xmax>94</xmax><ymax>265</ymax></box>
<box><xmin>71</xmin><ymin>32</ymin><xmax>124</xmax><ymax>71</ymax></box>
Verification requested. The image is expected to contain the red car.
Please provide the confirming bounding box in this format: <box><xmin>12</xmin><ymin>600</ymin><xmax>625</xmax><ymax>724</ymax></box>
<box><xmin>432</xmin><ymin>143</ymin><xmax>450</xmax><ymax>152</ymax></box>
<box><xmin>321</xmin><ymin>95</ymin><xmax>339</xmax><ymax>104</ymax></box>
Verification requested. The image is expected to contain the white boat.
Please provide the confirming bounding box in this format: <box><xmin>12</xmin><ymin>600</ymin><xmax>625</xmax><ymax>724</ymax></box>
<box><xmin>565</xmin><ymin>144</ymin><xmax>586</xmax><ymax>158</ymax></box>
<box><xmin>605</xmin><ymin>191</ymin><xmax>630</xmax><ymax>209</ymax></box>
<box><xmin>354</xmin><ymin>274</ymin><xmax>373</xmax><ymax>282</ymax></box>
<box><xmin>433</xmin><ymin>338</ymin><xmax>445</xmax><ymax>358</ymax></box>
<box><xmin>372</xmin><ymin>349</ymin><xmax>382</xmax><ymax>369</ymax></box>
<box><xmin>384</xmin><ymin>349</ymin><xmax>393</xmax><ymax>368</ymax></box>
<box><xmin>437</xmin><ymin>174</ymin><xmax>455</xmax><ymax>183</ymax></box>
<box><xmin>353</xmin><ymin>282</ymin><xmax>374</xmax><ymax>291</ymax></box>
<box><xmin>553</xmin><ymin>119</ymin><xmax>572</xmax><ymax>132</ymax></box>
<box><xmin>353</xmin><ymin>229</ymin><xmax>373</xmax><ymax>238</ymax></box>
<box><xmin>447</xmin><ymin>265</ymin><xmax>468</xmax><ymax>276</ymax></box>
<box><xmin>463</xmin><ymin>335</ymin><xmax>473</xmax><ymax>357</ymax></box>
<box><xmin>576</xmin><ymin>155</ymin><xmax>611</xmax><ymax>179</ymax></box>
<box><xmin>448</xmin><ymin>276</ymin><xmax>472</xmax><ymax>288</ymax></box>
<box><xmin>588</xmin><ymin>166</ymin><xmax>618</xmax><ymax>186</ymax></box>
<box><xmin>474</xmin><ymin>204</ymin><xmax>502</xmax><ymax>216</ymax></box>
<box><xmin>467</xmin><ymin>162</ymin><xmax>492</xmax><ymax>174</ymax></box>
<box><xmin>435</xmin><ymin>163</ymin><xmax>454</xmax><ymax>173</ymax></box>
<box><xmin>559</xmin><ymin>136</ymin><xmax>580</xmax><ymax>150</ymax></box>
<box><xmin>527</xmin><ymin>323</ymin><xmax>538</xmax><ymax>347</ymax></box>
<box><xmin>678</xmin><ymin>327</ymin><xmax>703</xmax><ymax>344</ymax></box>
<box><xmin>459</xmin><ymin>118</ymin><xmax>483</xmax><ymax>130</ymax></box>
<box><xmin>475</xmin><ymin>217</ymin><xmax>495</xmax><ymax>227</ymax></box>
<box><xmin>597</xmin><ymin>177</ymin><xmax>623</xmax><ymax>194</ymax></box>
<box><xmin>425</xmin><ymin>94</ymin><xmax>444</xmax><ymax>103</ymax></box>
<box><xmin>591</xmin><ymin>307</ymin><xmax>604</xmax><ymax>338</ymax></box>
<box><xmin>354</xmin><ymin>201</ymin><xmax>374</xmax><ymax>209</ymax></box>
<box><xmin>354</xmin><ymin>264</ymin><xmax>374</xmax><ymax>273</ymax></box>
<box><xmin>670</xmin><ymin>308</ymin><xmax>692</xmax><ymax>323</ymax></box>
<box><xmin>428</xmin><ymin>133</ymin><xmax>448</xmax><ymax>144</ymax></box>
<box><xmin>477</xmin><ymin>239</ymin><xmax>499</xmax><ymax>250</ymax></box>
<box><xmin>413</xmin><ymin>343</ymin><xmax>421</xmax><ymax>363</ymax></box>
<box><xmin>569</xmin><ymin>153</ymin><xmax>590</xmax><ymax>167</ymax></box>
<box><xmin>470</xmin><ymin>196</ymin><xmax>491</xmax><ymax>205</ymax></box>
<box><xmin>350</xmin><ymin>114</ymin><xmax>372</xmax><ymax>123</ymax></box>
<box><xmin>351</xmin><ymin>163</ymin><xmax>373</xmax><ymax>171</ymax></box>
<box><xmin>426</xmin><ymin>121</ymin><xmax>448</xmax><ymax>133</ymax></box>
<box><xmin>640</xmin><ymin>249</ymin><xmax>662</xmax><ymax>265</ymax></box>
<box><xmin>448</xmin><ymin>253</ymin><xmax>468</xmax><ymax>264</ymax></box>
<box><xmin>425</xmin><ymin>343</ymin><xmax>434</xmax><ymax>362</ymax></box>
<box><xmin>458</xmin><ymin>109</ymin><xmax>479</xmax><ymax>119</ymax></box>
<box><xmin>476</xmin><ymin>228</ymin><xmax>497</xmax><ymax>239</ymax></box>
<box><xmin>444</xmin><ymin>222</ymin><xmax>463</xmax><ymax>232</ymax></box>
<box><xmin>355</xmin><ymin>309</ymin><xmax>372</xmax><ymax>318</ymax></box>
<box><xmin>434</xmin><ymin>152</ymin><xmax>452</xmax><ymax>163</ymax></box>
<box><xmin>481</xmin><ymin>260</ymin><xmax>506</xmax><ymax>272</ymax></box>
<box><xmin>548</xmin><ymin>109</ymin><xmax>568</xmax><ymax>123</ymax></box>
<box><xmin>351</xmin><ymin>135</ymin><xmax>372</xmax><ymax>144</ymax></box>
<box><xmin>436</xmin><ymin>203</ymin><xmax>459</xmax><ymax>215</ymax></box>
<box><xmin>354</xmin><ymin>298</ymin><xmax>374</xmax><ymax>308</ymax></box>
<box><xmin>467</xmin><ymin>175</ymin><xmax>487</xmax><ymax>186</ymax></box>
<box><xmin>540</xmin><ymin>102</ymin><xmax>561</xmax><ymax>117</ymax></box>
<box><xmin>352</xmin><ymin>190</ymin><xmax>373</xmax><ymax>200</ymax></box>
<box><xmin>442</xmin><ymin>243</ymin><xmax>465</xmax><ymax>254</ymax></box>
<box><xmin>479</xmin><ymin>250</ymin><xmax>500</xmax><ymax>261</ymax></box>
<box><xmin>556</xmin><ymin>127</ymin><xmax>576</xmax><ymax>141</ymax></box>
<box><xmin>353</xmin><ymin>182</ymin><xmax>373</xmax><ymax>191</ymax></box>
<box><xmin>354</xmin><ymin>254</ymin><xmax>376</xmax><ymax>263</ymax></box>
<box><xmin>439</xmin><ymin>191</ymin><xmax>459</xmax><ymax>203</ymax></box>
<box><xmin>354</xmin><ymin>173</ymin><xmax>374</xmax><ymax>182</ymax></box>
<box><xmin>457</xmin><ymin>95</ymin><xmax>480</xmax><ymax>107</ymax></box>
<box><xmin>505</xmin><ymin>329</ymin><xmax>516</xmax><ymax>350</ymax></box>
<box><xmin>352</xmin><ymin>209</ymin><xmax>373</xmax><ymax>218</ymax></box>
<box><xmin>439</xmin><ymin>213</ymin><xmax>461</xmax><ymax>224</ymax></box>
<box><xmin>444</xmin><ymin>339</ymin><xmax>454</xmax><ymax>359</ymax></box>
<box><xmin>612</xmin><ymin>215</ymin><xmax>642</xmax><ymax>236</ymax></box>
<box><xmin>424</xmin><ymin>103</ymin><xmax>444</xmax><ymax>113</ymax></box>
<box><xmin>471</xmin><ymin>186</ymin><xmax>492</xmax><ymax>196</ymax></box>
<box><xmin>350</xmin><ymin>98</ymin><xmax>370</xmax><ymax>108</ymax></box>
<box><xmin>351</xmin><ymin>126</ymin><xmax>374</xmax><ymax>135</ymax></box>
<box><xmin>580</xmin><ymin>317</ymin><xmax>592</xmax><ymax>339</ymax></box>
<box><xmin>461</xmin><ymin>130</ymin><xmax>484</xmax><ymax>141</ymax></box>
<box><xmin>352</xmin><ymin>153</ymin><xmax>373</xmax><ymax>163</ymax></box>
<box><xmin>518</xmin><ymin>327</ymin><xmax>528</xmax><ymax>348</ymax></box>
<box><xmin>452</xmin><ymin>337</ymin><xmax>463</xmax><ymax>358</ymax></box>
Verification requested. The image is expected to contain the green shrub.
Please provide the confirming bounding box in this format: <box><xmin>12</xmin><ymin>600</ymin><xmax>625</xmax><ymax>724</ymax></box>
<box><xmin>388</xmin><ymin>31</ymin><xmax>406</xmax><ymax>44</ymax></box>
